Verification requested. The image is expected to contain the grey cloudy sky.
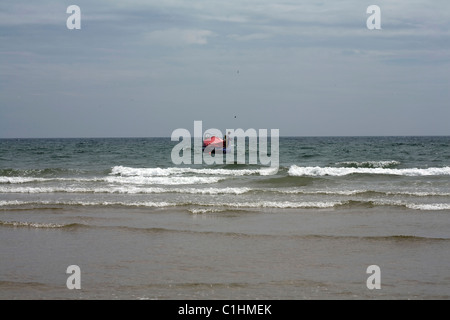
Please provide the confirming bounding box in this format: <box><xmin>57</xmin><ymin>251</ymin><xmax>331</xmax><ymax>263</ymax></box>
<box><xmin>1</xmin><ymin>0</ymin><xmax>449</xmax><ymax>138</ymax></box>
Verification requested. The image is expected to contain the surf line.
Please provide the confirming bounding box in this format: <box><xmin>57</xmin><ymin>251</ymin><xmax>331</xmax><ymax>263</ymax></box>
<box><xmin>171</xmin><ymin>121</ymin><xmax>279</xmax><ymax>174</ymax></box>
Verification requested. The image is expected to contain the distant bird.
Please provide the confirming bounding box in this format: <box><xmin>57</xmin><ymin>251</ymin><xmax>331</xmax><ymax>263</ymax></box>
<box><xmin>234</xmin><ymin>115</ymin><xmax>237</xmax><ymax>118</ymax></box>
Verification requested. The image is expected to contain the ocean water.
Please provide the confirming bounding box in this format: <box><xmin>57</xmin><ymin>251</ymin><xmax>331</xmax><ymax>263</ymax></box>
<box><xmin>0</xmin><ymin>136</ymin><xmax>449</xmax><ymax>299</ymax></box>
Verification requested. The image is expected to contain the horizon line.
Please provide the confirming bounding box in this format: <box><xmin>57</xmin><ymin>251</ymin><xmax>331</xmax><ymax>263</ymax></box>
<box><xmin>1</xmin><ymin>134</ymin><xmax>450</xmax><ymax>140</ymax></box>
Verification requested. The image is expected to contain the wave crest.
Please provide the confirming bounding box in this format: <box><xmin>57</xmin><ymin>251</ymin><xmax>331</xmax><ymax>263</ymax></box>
<box><xmin>335</xmin><ymin>160</ymin><xmax>401</xmax><ymax>168</ymax></box>
<box><xmin>110</xmin><ymin>165</ymin><xmax>276</xmax><ymax>177</ymax></box>
<box><xmin>0</xmin><ymin>220</ymin><xmax>79</xmax><ymax>228</ymax></box>
<box><xmin>288</xmin><ymin>165</ymin><xmax>450</xmax><ymax>177</ymax></box>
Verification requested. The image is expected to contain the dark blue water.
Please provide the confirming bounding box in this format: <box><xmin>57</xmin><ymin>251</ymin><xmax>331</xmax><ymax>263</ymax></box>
<box><xmin>0</xmin><ymin>136</ymin><xmax>449</xmax><ymax>211</ymax></box>
<box><xmin>0</xmin><ymin>137</ymin><xmax>450</xmax><ymax>210</ymax></box>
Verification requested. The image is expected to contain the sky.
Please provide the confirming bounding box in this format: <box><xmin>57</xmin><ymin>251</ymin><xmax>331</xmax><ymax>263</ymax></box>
<box><xmin>1</xmin><ymin>0</ymin><xmax>449</xmax><ymax>138</ymax></box>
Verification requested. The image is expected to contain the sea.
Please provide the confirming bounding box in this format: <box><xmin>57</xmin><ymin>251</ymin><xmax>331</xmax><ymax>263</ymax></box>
<box><xmin>0</xmin><ymin>136</ymin><xmax>449</xmax><ymax>300</ymax></box>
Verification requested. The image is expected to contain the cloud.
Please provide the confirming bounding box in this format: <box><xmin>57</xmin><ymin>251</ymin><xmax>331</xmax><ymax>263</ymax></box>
<box><xmin>1</xmin><ymin>0</ymin><xmax>450</xmax><ymax>137</ymax></box>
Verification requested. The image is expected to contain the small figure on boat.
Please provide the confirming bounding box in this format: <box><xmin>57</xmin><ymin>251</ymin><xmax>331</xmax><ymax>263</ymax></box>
<box><xmin>203</xmin><ymin>132</ymin><xmax>231</xmax><ymax>154</ymax></box>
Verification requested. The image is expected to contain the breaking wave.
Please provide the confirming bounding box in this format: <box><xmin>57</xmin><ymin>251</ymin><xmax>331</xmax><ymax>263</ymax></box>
<box><xmin>0</xmin><ymin>176</ymin><xmax>225</xmax><ymax>186</ymax></box>
<box><xmin>0</xmin><ymin>186</ymin><xmax>251</xmax><ymax>195</ymax></box>
<box><xmin>0</xmin><ymin>199</ymin><xmax>343</xmax><ymax>209</ymax></box>
<box><xmin>1</xmin><ymin>186</ymin><xmax>449</xmax><ymax>198</ymax></box>
<box><xmin>110</xmin><ymin>165</ymin><xmax>277</xmax><ymax>177</ymax></box>
<box><xmin>288</xmin><ymin>165</ymin><xmax>450</xmax><ymax>177</ymax></box>
<box><xmin>1</xmin><ymin>199</ymin><xmax>449</xmax><ymax>211</ymax></box>
<box><xmin>0</xmin><ymin>220</ymin><xmax>81</xmax><ymax>229</ymax></box>
<box><xmin>405</xmin><ymin>203</ymin><xmax>450</xmax><ymax>211</ymax></box>
<box><xmin>335</xmin><ymin>160</ymin><xmax>401</xmax><ymax>168</ymax></box>
<box><xmin>104</xmin><ymin>176</ymin><xmax>224</xmax><ymax>185</ymax></box>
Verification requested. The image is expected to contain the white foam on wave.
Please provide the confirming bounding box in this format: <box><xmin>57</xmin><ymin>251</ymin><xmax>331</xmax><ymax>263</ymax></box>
<box><xmin>180</xmin><ymin>187</ymin><xmax>250</xmax><ymax>195</ymax></box>
<box><xmin>0</xmin><ymin>199</ymin><xmax>342</xmax><ymax>209</ymax></box>
<box><xmin>0</xmin><ymin>220</ymin><xmax>67</xmax><ymax>228</ymax></box>
<box><xmin>386</xmin><ymin>191</ymin><xmax>450</xmax><ymax>197</ymax></box>
<box><xmin>369</xmin><ymin>199</ymin><xmax>450</xmax><ymax>211</ymax></box>
<box><xmin>5</xmin><ymin>184</ymin><xmax>448</xmax><ymax>197</ymax></box>
<box><xmin>0</xmin><ymin>186</ymin><xmax>250</xmax><ymax>195</ymax></box>
<box><xmin>188</xmin><ymin>208</ymin><xmax>228</xmax><ymax>214</ymax></box>
<box><xmin>335</xmin><ymin>160</ymin><xmax>401</xmax><ymax>168</ymax></box>
<box><xmin>0</xmin><ymin>200</ymin><xmax>28</xmax><ymax>206</ymax></box>
<box><xmin>0</xmin><ymin>200</ymin><xmax>177</xmax><ymax>208</ymax></box>
<box><xmin>105</xmin><ymin>176</ymin><xmax>224</xmax><ymax>185</ymax></box>
<box><xmin>288</xmin><ymin>165</ymin><xmax>450</xmax><ymax>177</ymax></box>
<box><xmin>0</xmin><ymin>175</ymin><xmax>224</xmax><ymax>186</ymax></box>
<box><xmin>111</xmin><ymin>165</ymin><xmax>275</xmax><ymax>177</ymax></box>
<box><xmin>405</xmin><ymin>203</ymin><xmax>450</xmax><ymax>211</ymax></box>
<box><xmin>209</xmin><ymin>201</ymin><xmax>344</xmax><ymax>209</ymax></box>
<box><xmin>275</xmin><ymin>188</ymin><xmax>367</xmax><ymax>196</ymax></box>
<box><xmin>3</xmin><ymin>198</ymin><xmax>447</xmax><ymax>211</ymax></box>
<box><xmin>0</xmin><ymin>177</ymin><xmax>48</xmax><ymax>184</ymax></box>
<box><xmin>279</xmin><ymin>189</ymin><xmax>450</xmax><ymax>197</ymax></box>
<box><xmin>0</xmin><ymin>177</ymin><xmax>103</xmax><ymax>184</ymax></box>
